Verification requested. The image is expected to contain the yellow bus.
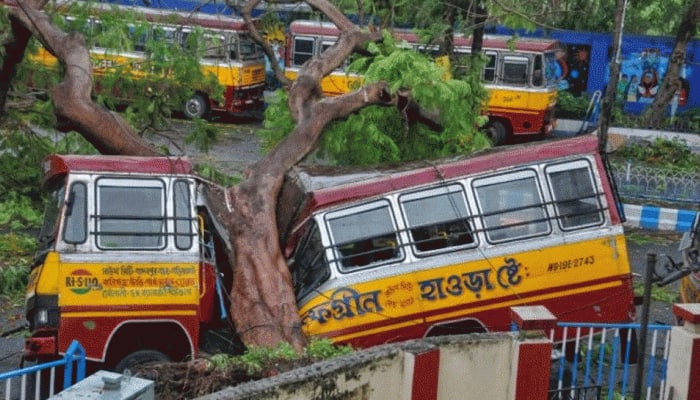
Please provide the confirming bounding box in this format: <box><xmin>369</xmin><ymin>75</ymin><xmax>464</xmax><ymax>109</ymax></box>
<box><xmin>278</xmin><ymin>135</ymin><xmax>635</xmax><ymax>346</ymax></box>
<box><xmin>23</xmin><ymin>136</ymin><xmax>635</xmax><ymax>369</ymax></box>
<box><xmin>14</xmin><ymin>0</ymin><xmax>266</xmax><ymax>119</ymax></box>
<box><xmin>284</xmin><ymin>20</ymin><xmax>563</xmax><ymax>145</ymax></box>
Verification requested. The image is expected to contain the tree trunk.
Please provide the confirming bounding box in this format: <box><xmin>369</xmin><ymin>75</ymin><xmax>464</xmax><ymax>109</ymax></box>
<box><xmin>642</xmin><ymin>0</ymin><xmax>700</xmax><ymax>128</ymax></box>
<box><xmin>6</xmin><ymin>0</ymin><xmax>159</xmax><ymax>156</ymax></box>
<box><xmin>0</xmin><ymin>15</ymin><xmax>32</xmax><ymax>116</ymax></box>
<box><xmin>598</xmin><ymin>0</ymin><xmax>626</xmax><ymax>152</ymax></box>
<box><xmin>6</xmin><ymin>0</ymin><xmax>433</xmax><ymax>350</ymax></box>
<box><xmin>471</xmin><ymin>1</ymin><xmax>487</xmax><ymax>55</ymax></box>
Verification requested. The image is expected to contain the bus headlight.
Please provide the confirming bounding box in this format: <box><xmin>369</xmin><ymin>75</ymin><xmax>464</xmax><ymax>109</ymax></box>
<box><xmin>32</xmin><ymin>308</ymin><xmax>58</xmax><ymax>329</ymax></box>
<box><xmin>35</xmin><ymin>309</ymin><xmax>49</xmax><ymax>327</ymax></box>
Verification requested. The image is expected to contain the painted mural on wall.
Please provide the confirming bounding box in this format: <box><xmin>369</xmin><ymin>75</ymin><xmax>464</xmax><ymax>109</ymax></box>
<box><xmin>609</xmin><ymin>46</ymin><xmax>691</xmax><ymax>114</ymax></box>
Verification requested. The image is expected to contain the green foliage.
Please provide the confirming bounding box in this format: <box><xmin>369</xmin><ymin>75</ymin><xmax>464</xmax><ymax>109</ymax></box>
<box><xmin>185</xmin><ymin>118</ymin><xmax>219</xmax><ymax>153</ymax></box>
<box><xmin>13</xmin><ymin>1</ymin><xmax>221</xmax><ymax>135</ymax></box>
<box><xmin>0</xmin><ymin>263</ymin><xmax>30</xmax><ymax>301</ymax></box>
<box><xmin>611</xmin><ymin>136</ymin><xmax>700</xmax><ymax>172</ymax></box>
<box><xmin>555</xmin><ymin>91</ymin><xmax>591</xmax><ymax>119</ymax></box>
<box><xmin>207</xmin><ymin>338</ymin><xmax>353</xmax><ymax>375</ymax></box>
<box><xmin>260</xmin><ymin>31</ymin><xmax>490</xmax><ymax>166</ymax></box>
<box><xmin>305</xmin><ymin>337</ymin><xmax>353</xmax><ymax>359</ymax></box>
<box><xmin>633</xmin><ymin>281</ymin><xmax>679</xmax><ymax>304</ymax></box>
<box><xmin>258</xmin><ymin>90</ymin><xmax>295</xmax><ymax>153</ymax></box>
<box><xmin>193</xmin><ymin>163</ymin><xmax>242</xmax><ymax>187</ymax></box>
<box><xmin>0</xmin><ymin>193</ymin><xmax>43</xmax><ymax>232</ymax></box>
<box><xmin>0</xmin><ymin>234</ymin><xmax>36</xmax><ymax>264</ymax></box>
<box><xmin>0</xmin><ymin>233</ymin><xmax>35</xmax><ymax>303</ymax></box>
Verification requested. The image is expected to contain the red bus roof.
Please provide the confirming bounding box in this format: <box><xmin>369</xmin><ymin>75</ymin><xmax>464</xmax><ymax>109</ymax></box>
<box><xmin>453</xmin><ymin>35</ymin><xmax>561</xmax><ymax>53</ymax></box>
<box><xmin>45</xmin><ymin>0</ymin><xmax>252</xmax><ymax>31</ymax></box>
<box><xmin>288</xmin><ymin>20</ymin><xmax>560</xmax><ymax>52</ymax></box>
<box><xmin>282</xmin><ymin>135</ymin><xmax>600</xmax><ymax>218</ymax></box>
<box><xmin>43</xmin><ymin>154</ymin><xmax>193</xmax><ymax>186</ymax></box>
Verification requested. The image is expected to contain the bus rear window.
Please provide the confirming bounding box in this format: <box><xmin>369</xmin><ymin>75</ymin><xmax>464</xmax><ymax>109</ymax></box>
<box><xmin>326</xmin><ymin>201</ymin><xmax>402</xmax><ymax>271</ymax></box>
<box><xmin>400</xmin><ymin>185</ymin><xmax>474</xmax><ymax>254</ymax></box>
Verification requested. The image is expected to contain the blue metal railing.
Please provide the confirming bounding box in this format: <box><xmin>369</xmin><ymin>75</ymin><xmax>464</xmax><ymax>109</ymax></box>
<box><xmin>549</xmin><ymin>322</ymin><xmax>672</xmax><ymax>400</ymax></box>
<box><xmin>0</xmin><ymin>340</ymin><xmax>86</xmax><ymax>399</ymax></box>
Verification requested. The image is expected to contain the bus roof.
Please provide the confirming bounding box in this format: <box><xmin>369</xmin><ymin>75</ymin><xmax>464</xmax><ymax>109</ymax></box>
<box><xmin>453</xmin><ymin>35</ymin><xmax>561</xmax><ymax>53</ymax></box>
<box><xmin>288</xmin><ymin>20</ymin><xmax>561</xmax><ymax>52</ymax></box>
<box><xmin>42</xmin><ymin>154</ymin><xmax>193</xmax><ymax>186</ymax></box>
<box><xmin>48</xmin><ymin>0</ymin><xmax>252</xmax><ymax>31</ymax></box>
<box><xmin>278</xmin><ymin>136</ymin><xmax>601</xmax><ymax>239</ymax></box>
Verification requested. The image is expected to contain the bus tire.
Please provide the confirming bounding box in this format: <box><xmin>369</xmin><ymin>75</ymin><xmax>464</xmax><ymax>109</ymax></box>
<box><xmin>114</xmin><ymin>350</ymin><xmax>171</xmax><ymax>373</ymax></box>
<box><xmin>487</xmin><ymin>120</ymin><xmax>508</xmax><ymax>146</ymax></box>
<box><xmin>184</xmin><ymin>94</ymin><xmax>210</xmax><ymax>120</ymax></box>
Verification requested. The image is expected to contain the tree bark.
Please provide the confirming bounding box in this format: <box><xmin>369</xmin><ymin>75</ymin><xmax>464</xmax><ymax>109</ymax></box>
<box><xmin>642</xmin><ymin>0</ymin><xmax>700</xmax><ymax>128</ymax></box>
<box><xmin>6</xmin><ymin>0</ymin><xmax>159</xmax><ymax>156</ymax></box>
<box><xmin>6</xmin><ymin>0</ymin><xmax>434</xmax><ymax>350</ymax></box>
<box><xmin>205</xmin><ymin>0</ymin><xmax>415</xmax><ymax>350</ymax></box>
<box><xmin>0</xmin><ymin>14</ymin><xmax>32</xmax><ymax>116</ymax></box>
<box><xmin>598</xmin><ymin>0</ymin><xmax>626</xmax><ymax>152</ymax></box>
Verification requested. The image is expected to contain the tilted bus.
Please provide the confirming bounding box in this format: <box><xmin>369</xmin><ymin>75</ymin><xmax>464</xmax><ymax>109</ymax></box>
<box><xmin>278</xmin><ymin>134</ymin><xmax>635</xmax><ymax>346</ymax></box>
<box><xmin>23</xmin><ymin>135</ymin><xmax>636</xmax><ymax>370</ymax></box>
<box><xmin>5</xmin><ymin>0</ymin><xmax>266</xmax><ymax>119</ymax></box>
<box><xmin>284</xmin><ymin>20</ymin><xmax>562</xmax><ymax>145</ymax></box>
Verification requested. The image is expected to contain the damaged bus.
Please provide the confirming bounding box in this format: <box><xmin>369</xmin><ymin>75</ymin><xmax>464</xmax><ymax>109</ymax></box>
<box><xmin>24</xmin><ymin>135</ymin><xmax>636</xmax><ymax>368</ymax></box>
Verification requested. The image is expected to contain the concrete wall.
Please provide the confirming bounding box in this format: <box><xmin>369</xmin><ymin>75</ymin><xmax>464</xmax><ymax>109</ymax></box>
<box><xmin>664</xmin><ymin>304</ymin><xmax>700</xmax><ymax>400</ymax></box>
<box><xmin>196</xmin><ymin>332</ymin><xmax>552</xmax><ymax>400</ymax></box>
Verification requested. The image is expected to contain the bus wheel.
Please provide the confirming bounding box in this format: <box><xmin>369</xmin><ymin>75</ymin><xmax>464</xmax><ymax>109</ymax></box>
<box><xmin>184</xmin><ymin>94</ymin><xmax>210</xmax><ymax>120</ymax></box>
<box><xmin>487</xmin><ymin>121</ymin><xmax>507</xmax><ymax>146</ymax></box>
<box><xmin>114</xmin><ymin>350</ymin><xmax>171</xmax><ymax>373</ymax></box>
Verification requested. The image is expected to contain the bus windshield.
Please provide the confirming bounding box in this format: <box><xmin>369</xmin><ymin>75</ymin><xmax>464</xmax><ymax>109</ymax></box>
<box><xmin>36</xmin><ymin>181</ymin><xmax>65</xmax><ymax>254</ymax></box>
<box><xmin>235</xmin><ymin>33</ymin><xmax>260</xmax><ymax>61</ymax></box>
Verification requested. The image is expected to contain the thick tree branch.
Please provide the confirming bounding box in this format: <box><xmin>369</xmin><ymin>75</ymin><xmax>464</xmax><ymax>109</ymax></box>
<box><xmin>239</xmin><ymin>0</ymin><xmax>292</xmax><ymax>88</ymax></box>
<box><xmin>8</xmin><ymin>0</ymin><xmax>159</xmax><ymax>156</ymax></box>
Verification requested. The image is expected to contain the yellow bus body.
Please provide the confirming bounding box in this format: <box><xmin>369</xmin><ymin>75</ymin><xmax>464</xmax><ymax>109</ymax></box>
<box><xmin>300</xmin><ymin>235</ymin><xmax>629</xmax><ymax>342</ymax></box>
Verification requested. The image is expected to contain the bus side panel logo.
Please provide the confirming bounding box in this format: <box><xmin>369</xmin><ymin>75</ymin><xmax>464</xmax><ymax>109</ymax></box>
<box><xmin>66</xmin><ymin>269</ymin><xmax>100</xmax><ymax>295</ymax></box>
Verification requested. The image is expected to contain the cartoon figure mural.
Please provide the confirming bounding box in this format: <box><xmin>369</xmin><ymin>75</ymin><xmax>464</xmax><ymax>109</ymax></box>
<box><xmin>612</xmin><ymin>46</ymin><xmax>692</xmax><ymax>114</ymax></box>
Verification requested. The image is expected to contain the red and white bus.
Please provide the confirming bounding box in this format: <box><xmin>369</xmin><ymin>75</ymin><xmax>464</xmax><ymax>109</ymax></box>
<box><xmin>284</xmin><ymin>20</ymin><xmax>563</xmax><ymax>145</ymax></box>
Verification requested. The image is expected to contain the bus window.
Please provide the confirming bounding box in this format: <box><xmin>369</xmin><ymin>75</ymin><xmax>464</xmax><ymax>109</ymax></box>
<box><xmin>474</xmin><ymin>171</ymin><xmax>550</xmax><ymax>242</ymax></box>
<box><xmin>128</xmin><ymin>25</ymin><xmax>148</xmax><ymax>53</ymax></box>
<box><xmin>202</xmin><ymin>33</ymin><xmax>226</xmax><ymax>60</ymax></box>
<box><xmin>153</xmin><ymin>26</ymin><xmax>177</xmax><ymax>45</ymax></box>
<box><xmin>532</xmin><ymin>54</ymin><xmax>544</xmax><ymax>87</ymax></box>
<box><xmin>400</xmin><ymin>185</ymin><xmax>474</xmax><ymax>254</ymax></box>
<box><xmin>96</xmin><ymin>178</ymin><xmax>166</xmax><ymax>249</ymax></box>
<box><xmin>63</xmin><ymin>182</ymin><xmax>87</xmax><ymax>244</ymax></box>
<box><xmin>320</xmin><ymin>40</ymin><xmax>335</xmax><ymax>54</ymax></box>
<box><xmin>483</xmin><ymin>52</ymin><xmax>497</xmax><ymax>82</ymax></box>
<box><xmin>292</xmin><ymin>36</ymin><xmax>315</xmax><ymax>66</ymax></box>
<box><xmin>291</xmin><ymin>221</ymin><xmax>330</xmax><ymax>300</ymax></box>
<box><xmin>237</xmin><ymin>33</ymin><xmax>259</xmax><ymax>60</ymax></box>
<box><xmin>501</xmin><ymin>56</ymin><xmax>529</xmax><ymax>85</ymax></box>
<box><xmin>326</xmin><ymin>201</ymin><xmax>402</xmax><ymax>271</ymax></box>
<box><xmin>546</xmin><ymin>162</ymin><xmax>605</xmax><ymax>230</ymax></box>
<box><xmin>545</xmin><ymin>50</ymin><xmax>562</xmax><ymax>86</ymax></box>
<box><xmin>173</xmin><ymin>180</ymin><xmax>193</xmax><ymax>250</ymax></box>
